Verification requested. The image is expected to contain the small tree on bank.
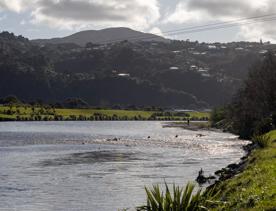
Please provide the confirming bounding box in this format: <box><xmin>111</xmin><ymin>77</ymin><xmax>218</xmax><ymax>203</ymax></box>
<box><xmin>226</xmin><ymin>53</ymin><xmax>276</xmax><ymax>138</ymax></box>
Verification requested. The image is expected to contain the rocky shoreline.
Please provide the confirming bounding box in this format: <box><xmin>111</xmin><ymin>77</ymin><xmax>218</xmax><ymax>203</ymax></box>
<box><xmin>165</xmin><ymin>120</ymin><xmax>254</xmax><ymax>188</ymax></box>
<box><xmin>199</xmin><ymin>141</ymin><xmax>256</xmax><ymax>191</ymax></box>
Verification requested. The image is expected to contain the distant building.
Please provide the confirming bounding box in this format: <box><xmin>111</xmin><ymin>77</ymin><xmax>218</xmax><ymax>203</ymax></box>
<box><xmin>198</xmin><ymin>68</ymin><xmax>209</xmax><ymax>73</ymax></box>
<box><xmin>190</xmin><ymin>65</ymin><xmax>198</xmax><ymax>71</ymax></box>
<box><xmin>172</xmin><ymin>50</ymin><xmax>181</xmax><ymax>54</ymax></box>
<box><xmin>201</xmin><ymin>73</ymin><xmax>211</xmax><ymax>77</ymax></box>
<box><xmin>192</xmin><ymin>51</ymin><xmax>201</xmax><ymax>55</ymax></box>
<box><xmin>259</xmin><ymin>50</ymin><xmax>268</xmax><ymax>54</ymax></box>
<box><xmin>118</xmin><ymin>73</ymin><xmax>130</xmax><ymax>77</ymax></box>
<box><xmin>169</xmin><ymin>66</ymin><xmax>179</xmax><ymax>70</ymax></box>
<box><xmin>208</xmin><ymin>45</ymin><xmax>217</xmax><ymax>49</ymax></box>
<box><xmin>235</xmin><ymin>47</ymin><xmax>244</xmax><ymax>51</ymax></box>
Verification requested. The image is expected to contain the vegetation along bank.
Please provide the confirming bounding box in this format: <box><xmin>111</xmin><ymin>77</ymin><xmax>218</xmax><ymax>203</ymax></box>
<box><xmin>136</xmin><ymin>53</ymin><xmax>276</xmax><ymax>210</ymax></box>
<box><xmin>0</xmin><ymin>103</ymin><xmax>210</xmax><ymax>122</ymax></box>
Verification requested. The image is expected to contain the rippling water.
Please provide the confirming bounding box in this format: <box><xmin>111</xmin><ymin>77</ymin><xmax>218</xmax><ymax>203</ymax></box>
<box><xmin>0</xmin><ymin>121</ymin><xmax>248</xmax><ymax>211</ymax></box>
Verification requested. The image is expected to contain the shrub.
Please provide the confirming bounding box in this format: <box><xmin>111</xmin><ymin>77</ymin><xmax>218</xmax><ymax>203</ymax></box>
<box><xmin>69</xmin><ymin>115</ymin><xmax>77</xmax><ymax>120</ymax></box>
<box><xmin>210</xmin><ymin>107</ymin><xmax>226</xmax><ymax>127</ymax></box>
<box><xmin>35</xmin><ymin>115</ymin><xmax>42</xmax><ymax>121</ymax></box>
<box><xmin>54</xmin><ymin>115</ymin><xmax>63</xmax><ymax>121</ymax></box>
<box><xmin>137</xmin><ymin>182</ymin><xmax>217</xmax><ymax>211</ymax></box>
<box><xmin>6</xmin><ymin>109</ymin><xmax>14</xmax><ymax>115</ymax></box>
<box><xmin>78</xmin><ymin>115</ymin><xmax>86</xmax><ymax>121</ymax></box>
<box><xmin>252</xmin><ymin>134</ymin><xmax>272</xmax><ymax>148</ymax></box>
<box><xmin>254</xmin><ymin>117</ymin><xmax>273</xmax><ymax>136</ymax></box>
<box><xmin>43</xmin><ymin>116</ymin><xmax>49</xmax><ymax>121</ymax></box>
<box><xmin>3</xmin><ymin>95</ymin><xmax>21</xmax><ymax>104</ymax></box>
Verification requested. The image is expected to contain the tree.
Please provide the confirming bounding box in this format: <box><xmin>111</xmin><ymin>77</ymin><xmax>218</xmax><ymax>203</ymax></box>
<box><xmin>228</xmin><ymin>53</ymin><xmax>276</xmax><ymax>138</ymax></box>
<box><xmin>3</xmin><ymin>95</ymin><xmax>20</xmax><ymax>104</ymax></box>
<box><xmin>63</xmin><ymin>98</ymin><xmax>89</xmax><ymax>108</ymax></box>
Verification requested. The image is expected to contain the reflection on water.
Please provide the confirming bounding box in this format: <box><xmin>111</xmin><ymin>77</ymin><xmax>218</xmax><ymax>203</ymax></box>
<box><xmin>0</xmin><ymin>121</ymin><xmax>248</xmax><ymax>211</ymax></box>
<box><xmin>39</xmin><ymin>151</ymin><xmax>143</xmax><ymax>166</ymax></box>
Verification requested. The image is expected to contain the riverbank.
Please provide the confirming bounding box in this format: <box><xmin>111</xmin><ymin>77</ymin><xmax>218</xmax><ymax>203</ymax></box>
<box><xmin>0</xmin><ymin>105</ymin><xmax>210</xmax><ymax>121</ymax></box>
<box><xmin>163</xmin><ymin>121</ymin><xmax>222</xmax><ymax>132</ymax></box>
<box><xmin>208</xmin><ymin>130</ymin><xmax>276</xmax><ymax>210</ymax></box>
<box><xmin>159</xmin><ymin>124</ymin><xmax>276</xmax><ymax>210</ymax></box>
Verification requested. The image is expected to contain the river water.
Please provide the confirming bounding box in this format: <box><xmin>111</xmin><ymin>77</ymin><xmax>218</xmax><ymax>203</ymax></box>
<box><xmin>0</xmin><ymin>121</ymin><xmax>248</xmax><ymax>211</ymax></box>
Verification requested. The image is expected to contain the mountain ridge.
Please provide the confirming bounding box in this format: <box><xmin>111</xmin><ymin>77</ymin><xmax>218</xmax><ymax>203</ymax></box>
<box><xmin>32</xmin><ymin>27</ymin><xmax>169</xmax><ymax>46</ymax></box>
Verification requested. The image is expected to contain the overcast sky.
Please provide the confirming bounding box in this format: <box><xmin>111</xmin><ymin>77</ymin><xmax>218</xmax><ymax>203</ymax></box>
<box><xmin>0</xmin><ymin>0</ymin><xmax>276</xmax><ymax>43</ymax></box>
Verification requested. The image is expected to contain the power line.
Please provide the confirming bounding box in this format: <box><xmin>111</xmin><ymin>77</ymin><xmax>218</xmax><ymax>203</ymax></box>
<box><xmin>166</xmin><ymin>16</ymin><xmax>276</xmax><ymax>36</ymax></box>
<box><xmin>154</xmin><ymin>13</ymin><xmax>276</xmax><ymax>35</ymax></box>
<box><xmin>96</xmin><ymin>14</ymin><xmax>276</xmax><ymax>45</ymax></box>
<box><xmin>100</xmin><ymin>15</ymin><xmax>276</xmax><ymax>44</ymax></box>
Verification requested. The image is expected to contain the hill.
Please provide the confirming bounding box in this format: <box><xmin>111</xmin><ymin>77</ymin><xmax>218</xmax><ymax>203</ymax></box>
<box><xmin>1</xmin><ymin>30</ymin><xmax>275</xmax><ymax>108</ymax></box>
<box><xmin>32</xmin><ymin>27</ymin><xmax>169</xmax><ymax>46</ymax></box>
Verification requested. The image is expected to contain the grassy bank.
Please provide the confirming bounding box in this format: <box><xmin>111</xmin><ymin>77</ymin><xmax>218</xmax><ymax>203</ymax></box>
<box><xmin>137</xmin><ymin>131</ymin><xmax>276</xmax><ymax>210</ymax></box>
<box><xmin>0</xmin><ymin>105</ymin><xmax>210</xmax><ymax>121</ymax></box>
<box><xmin>211</xmin><ymin>130</ymin><xmax>276</xmax><ymax>210</ymax></box>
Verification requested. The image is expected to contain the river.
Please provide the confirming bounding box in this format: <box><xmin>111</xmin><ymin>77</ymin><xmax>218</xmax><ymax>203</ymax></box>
<box><xmin>0</xmin><ymin>121</ymin><xmax>248</xmax><ymax>211</ymax></box>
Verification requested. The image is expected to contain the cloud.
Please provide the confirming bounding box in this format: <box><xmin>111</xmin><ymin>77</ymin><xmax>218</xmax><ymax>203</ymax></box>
<box><xmin>1</xmin><ymin>0</ymin><xmax>276</xmax><ymax>42</ymax></box>
<box><xmin>149</xmin><ymin>27</ymin><xmax>164</xmax><ymax>36</ymax></box>
<box><xmin>20</xmin><ymin>19</ymin><xmax>26</xmax><ymax>25</ymax></box>
<box><xmin>0</xmin><ymin>0</ymin><xmax>29</xmax><ymax>13</ymax></box>
<box><xmin>0</xmin><ymin>0</ymin><xmax>160</xmax><ymax>31</ymax></box>
<box><xmin>165</xmin><ymin>0</ymin><xmax>276</xmax><ymax>41</ymax></box>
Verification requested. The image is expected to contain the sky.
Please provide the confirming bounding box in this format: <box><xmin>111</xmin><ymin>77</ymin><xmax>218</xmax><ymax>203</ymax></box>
<box><xmin>0</xmin><ymin>0</ymin><xmax>276</xmax><ymax>43</ymax></box>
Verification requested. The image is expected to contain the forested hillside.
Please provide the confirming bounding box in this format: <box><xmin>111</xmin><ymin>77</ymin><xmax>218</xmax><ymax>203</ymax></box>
<box><xmin>1</xmin><ymin>30</ymin><xmax>275</xmax><ymax>108</ymax></box>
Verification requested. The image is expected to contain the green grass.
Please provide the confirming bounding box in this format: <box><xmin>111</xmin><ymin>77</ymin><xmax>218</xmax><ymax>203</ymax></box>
<box><xmin>267</xmin><ymin>130</ymin><xmax>276</xmax><ymax>141</ymax></box>
<box><xmin>55</xmin><ymin>108</ymin><xmax>154</xmax><ymax>118</ymax></box>
<box><xmin>0</xmin><ymin>105</ymin><xmax>210</xmax><ymax>121</ymax></box>
<box><xmin>211</xmin><ymin>130</ymin><xmax>276</xmax><ymax>210</ymax></box>
<box><xmin>186</xmin><ymin>111</ymin><xmax>210</xmax><ymax>119</ymax></box>
<box><xmin>0</xmin><ymin>105</ymin><xmax>154</xmax><ymax>120</ymax></box>
<box><xmin>252</xmin><ymin>134</ymin><xmax>273</xmax><ymax>148</ymax></box>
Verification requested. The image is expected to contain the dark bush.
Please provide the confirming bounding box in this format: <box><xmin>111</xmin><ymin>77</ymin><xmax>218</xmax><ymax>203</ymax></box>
<box><xmin>254</xmin><ymin>117</ymin><xmax>273</xmax><ymax>136</ymax></box>
<box><xmin>272</xmin><ymin>112</ymin><xmax>276</xmax><ymax>128</ymax></box>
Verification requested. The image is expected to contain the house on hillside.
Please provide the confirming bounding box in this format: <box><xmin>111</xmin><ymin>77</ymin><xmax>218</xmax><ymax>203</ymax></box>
<box><xmin>259</xmin><ymin>50</ymin><xmax>268</xmax><ymax>54</ymax></box>
<box><xmin>118</xmin><ymin>73</ymin><xmax>130</xmax><ymax>77</ymax></box>
<box><xmin>208</xmin><ymin>45</ymin><xmax>217</xmax><ymax>49</ymax></box>
<box><xmin>198</xmin><ymin>68</ymin><xmax>209</xmax><ymax>73</ymax></box>
<box><xmin>169</xmin><ymin>66</ymin><xmax>179</xmax><ymax>70</ymax></box>
<box><xmin>190</xmin><ymin>65</ymin><xmax>198</xmax><ymax>71</ymax></box>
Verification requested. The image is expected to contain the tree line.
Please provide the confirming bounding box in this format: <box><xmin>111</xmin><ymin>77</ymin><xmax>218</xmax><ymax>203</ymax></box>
<box><xmin>211</xmin><ymin>53</ymin><xmax>276</xmax><ymax>138</ymax></box>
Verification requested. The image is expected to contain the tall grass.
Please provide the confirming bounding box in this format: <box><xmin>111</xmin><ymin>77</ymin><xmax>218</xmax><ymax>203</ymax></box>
<box><xmin>252</xmin><ymin>134</ymin><xmax>272</xmax><ymax>148</ymax></box>
<box><xmin>137</xmin><ymin>182</ymin><xmax>218</xmax><ymax>211</ymax></box>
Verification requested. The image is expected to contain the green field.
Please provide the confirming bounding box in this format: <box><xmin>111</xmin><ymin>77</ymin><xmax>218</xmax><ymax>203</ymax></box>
<box><xmin>186</xmin><ymin>111</ymin><xmax>210</xmax><ymax>119</ymax></box>
<box><xmin>55</xmin><ymin>108</ymin><xmax>154</xmax><ymax>118</ymax></box>
<box><xmin>0</xmin><ymin>105</ymin><xmax>210</xmax><ymax>121</ymax></box>
<box><xmin>212</xmin><ymin>130</ymin><xmax>276</xmax><ymax>210</ymax></box>
<box><xmin>0</xmin><ymin>106</ymin><xmax>154</xmax><ymax>120</ymax></box>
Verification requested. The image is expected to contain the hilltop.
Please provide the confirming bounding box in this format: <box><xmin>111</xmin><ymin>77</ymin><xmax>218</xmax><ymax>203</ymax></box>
<box><xmin>32</xmin><ymin>27</ymin><xmax>169</xmax><ymax>46</ymax></box>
